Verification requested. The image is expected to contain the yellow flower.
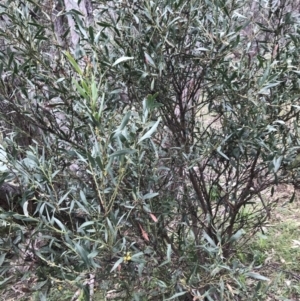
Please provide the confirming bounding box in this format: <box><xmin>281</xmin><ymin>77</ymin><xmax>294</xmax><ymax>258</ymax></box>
<box><xmin>123</xmin><ymin>252</ymin><xmax>132</xmax><ymax>263</ymax></box>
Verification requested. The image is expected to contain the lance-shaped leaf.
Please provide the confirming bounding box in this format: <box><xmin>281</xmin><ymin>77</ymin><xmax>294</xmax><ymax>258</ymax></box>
<box><xmin>138</xmin><ymin>118</ymin><xmax>161</xmax><ymax>144</ymax></box>
<box><xmin>112</xmin><ymin>56</ymin><xmax>134</xmax><ymax>66</ymax></box>
<box><xmin>64</xmin><ymin>51</ymin><xmax>83</xmax><ymax>76</ymax></box>
<box><xmin>109</xmin><ymin>149</ymin><xmax>137</xmax><ymax>158</ymax></box>
<box><xmin>110</xmin><ymin>257</ymin><xmax>124</xmax><ymax>272</ymax></box>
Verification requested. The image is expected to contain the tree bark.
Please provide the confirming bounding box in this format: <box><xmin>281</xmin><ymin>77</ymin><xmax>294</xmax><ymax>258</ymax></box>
<box><xmin>63</xmin><ymin>0</ymin><xmax>93</xmax><ymax>48</ymax></box>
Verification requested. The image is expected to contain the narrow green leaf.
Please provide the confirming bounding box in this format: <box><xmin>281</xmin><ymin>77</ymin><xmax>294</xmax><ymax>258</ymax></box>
<box><xmin>142</xmin><ymin>192</ymin><xmax>159</xmax><ymax>200</ymax></box>
<box><xmin>22</xmin><ymin>201</ymin><xmax>29</xmax><ymax>217</ymax></box>
<box><xmin>0</xmin><ymin>254</ymin><xmax>5</xmax><ymax>266</ymax></box>
<box><xmin>97</xmin><ymin>21</ymin><xmax>114</xmax><ymax>28</ymax></box>
<box><xmin>273</xmin><ymin>156</ymin><xmax>282</xmax><ymax>172</ymax></box>
<box><xmin>166</xmin><ymin>244</ymin><xmax>172</xmax><ymax>261</ymax></box>
<box><xmin>75</xmin><ymin>243</ymin><xmax>89</xmax><ymax>266</ymax></box>
<box><xmin>53</xmin><ymin>217</ymin><xmax>66</xmax><ymax>232</ymax></box>
<box><xmin>165</xmin><ymin>292</ymin><xmax>187</xmax><ymax>300</ymax></box>
<box><xmin>88</xmin><ymin>251</ymin><xmax>98</xmax><ymax>259</ymax></box>
<box><xmin>64</xmin><ymin>51</ymin><xmax>83</xmax><ymax>76</ymax></box>
<box><xmin>112</xmin><ymin>56</ymin><xmax>134</xmax><ymax>66</ymax></box>
<box><xmin>138</xmin><ymin>118</ymin><xmax>161</xmax><ymax>144</ymax></box>
<box><xmin>217</xmin><ymin>146</ymin><xmax>230</xmax><ymax>160</ymax></box>
<box><xmin>110</xmin><ymin>257</ymin><xmax>124</xmax><ymax>272</ymax></box>
<box><xmin>58</xmin><ymin>190</ymin><xmax>71</xmax><ymax>205</ymax></box>
<box><xmin>88</xmin><ymin>26</ymin><xmax>94</xmax><ymax>43</ymax></box>
<box><xmin>95</xmin><ymin>156</ymin><xmax>103</xmax><ymax>170</ymax></box>
<box><xmin>87</xmin><ymin>153</ymin><xmax>96</xmax><ymax>167</ymax></box>
<box><xmin>73</xmin><ymin>79</ymin><xmax>88</xmax><ymax>98</ymax></box>
<box><xmin>109</xmin><ymin>149</ymin><xmax>136</xmax><ymax>158</ymax></box>
<box><xmin>203</xmin><ymin>231</ymin><xmax>217</xmax><ymax>247</ymax></box>
<box><xmin>131</xmin><ymin>252</ymin><xmax>144</xmax><ymax>260</ymax></box>
<box><xmin>229</xmin><ymin>229</ymin><xmax>245</xmax><ymax>243</ymax></box>
<box><xmin>144</xmin><ymin>52</ymin><xmax>156</xmax><ymax>67</ymax></box>
<box><xmin>246</xmin><ymin>272</ymin><xmax>269</xmax><ymax>281</ymax></box>
<box><xmin>75</xmin><ymin>151</ymin><xmax>88</xmax><ymax>163</ymax></box>
<box><xmin>106</xmin><ymin>218</ymin><xmax>116</xmax><ymax>238</ymax></box>
<box><xmin>115</xmin><ymin>111</ymin><xmax>131</xmax><ymax>134</ymax></box>
<box><xmin>51</xmin><ymin>170</ymin><xmax>60</xmax><ymax>179</ymax></box>
<box><xmin>91</xmin><ymin>77</ymin><xmax>98</xmax><ymax>102</ymax></box>
<box><xmin>258</xmin><ymin>82</ymin><xmax>282</xmax><ymax>94</ymax></box>
<box><xmin>195</xmin><ymin>47</ymin><xmax>209</xmax><ymax>51</ymax></box>
<box><xmin>159</xmin><ymin>260</ymin><xmax>170</xmax><ymax>267</ymax></box>
<box><xmin>78</xmin><ymin>221</ymin><xmax>95</xmax><ymax>230</ymax></box>
<box><xmin>95</xmin><ymin>31</ymin><xmax>101</xmax><ymax>43</ymax></box>
<box><xmin>81</xmin><ymin>80</ymin><xmax>89</xmax><ymax>95</ymax></box>
<box><xmin>0</xmin><ymin>276</ymin><xmax>13</xmax><ymax>287</ymax></box>
<box><xmin>32</xmin><ymin>279</ymin><xmax>48</xmax><ymax>291</ymax></box>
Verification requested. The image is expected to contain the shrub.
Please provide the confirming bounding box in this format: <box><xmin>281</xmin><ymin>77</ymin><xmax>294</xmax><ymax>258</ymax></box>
<box><xmin>0</xmin><ymin>0</ymin><xmax>300</xmax><ymax>300</ymax></box>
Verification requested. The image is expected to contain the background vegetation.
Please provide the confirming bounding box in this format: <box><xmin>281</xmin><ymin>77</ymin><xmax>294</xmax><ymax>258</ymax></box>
<box><xmin>0</xmin><ymin>0</ymin><xmax>300</xmax><ymax>300</ymax></box>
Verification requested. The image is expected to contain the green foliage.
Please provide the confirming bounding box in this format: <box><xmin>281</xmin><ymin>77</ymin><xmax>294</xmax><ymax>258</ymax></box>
<box><xmin>0</xmin><ymin>0</ymin><xmax>300</xmax><ymax>300</ymax></box>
